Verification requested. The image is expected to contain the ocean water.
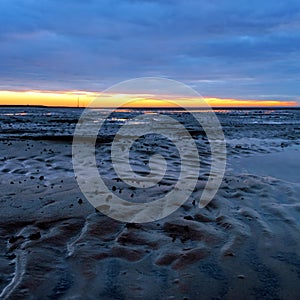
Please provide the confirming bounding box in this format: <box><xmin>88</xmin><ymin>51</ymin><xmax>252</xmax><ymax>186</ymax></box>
<box><xmin>0</xmin><ymin>106</ymin><xmax>300</xmax><ymax>139</ymax></box>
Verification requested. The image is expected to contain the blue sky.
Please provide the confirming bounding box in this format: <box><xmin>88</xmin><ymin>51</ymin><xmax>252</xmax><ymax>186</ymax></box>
<box><xmin>0</xmin><ymin>0</ymin><xmax>300</xmax><ymax>104</ymax></box>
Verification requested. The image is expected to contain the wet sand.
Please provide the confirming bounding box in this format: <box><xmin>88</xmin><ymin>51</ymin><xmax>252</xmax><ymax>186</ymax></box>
<box><xmin>0</xmin><ymin>108</ymin><xmax>300</xmax><ymax>299</ymax></box>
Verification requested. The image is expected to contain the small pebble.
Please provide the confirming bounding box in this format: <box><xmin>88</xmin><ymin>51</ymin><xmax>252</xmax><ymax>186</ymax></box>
<box><xmin>9</xmin><ymin>236</ymin><xmax>23</xmax><ymax>243</ymax></box>
<box><xmin>224</xmin><ymin>251</ymin><xmax>235</xmax><ymax>257</ymax></box>
<box><xmin>125</xmin><ymin>223</ymin><xmax>141</xmax><ymax>229</ymax></box>
<box><xmin>7</xmin><ymin>253</ymin><xmax>16</xmax><ymax>260</ymax></box>
<box><xmin>29</xmin><ymin>232</ymin><xmax>41</xmax><ymax>240</ymax></box>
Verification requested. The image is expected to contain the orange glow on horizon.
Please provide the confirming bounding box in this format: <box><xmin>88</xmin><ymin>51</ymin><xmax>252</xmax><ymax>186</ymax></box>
<box><xmin>203</xmin><ymin>97</ymin><xmax>297</xmax><ymax>107</ymax></box>
<box><xmin>0</xmin><ymin>90</ymin><xmax>98</xmax><ymax>107</ymax></box>
<box><xmin>0</xmin><ymin>90</ymin><xmax>297</xmax><ymax>108</ymax></box>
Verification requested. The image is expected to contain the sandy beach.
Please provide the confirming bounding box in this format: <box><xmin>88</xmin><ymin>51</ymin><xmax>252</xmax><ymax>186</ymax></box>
<box><xmin>0</xmin><ymin>107</ymin><xmax>300</xmax><ymax>299</ymax></box>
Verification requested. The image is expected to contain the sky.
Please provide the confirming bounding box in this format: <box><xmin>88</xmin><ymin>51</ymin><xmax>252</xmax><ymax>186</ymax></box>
<box><xmin>0</xmin><ymin>0</ymin><xmax>300</xmax><ymax>107</ymax></box>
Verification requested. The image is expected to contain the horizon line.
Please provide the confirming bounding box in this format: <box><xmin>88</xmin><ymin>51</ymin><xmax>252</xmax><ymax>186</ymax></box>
<box><xmin>1</xmin><ymin>104</ymin><xmax>299</xmax><ymax>110</ymax></box>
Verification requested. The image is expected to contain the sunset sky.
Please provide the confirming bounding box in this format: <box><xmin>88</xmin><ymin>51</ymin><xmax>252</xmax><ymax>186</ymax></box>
<box><xmin>0</xmin><ymin>0</ymin><xmax>300</xmax><ymax>107</ymax></box>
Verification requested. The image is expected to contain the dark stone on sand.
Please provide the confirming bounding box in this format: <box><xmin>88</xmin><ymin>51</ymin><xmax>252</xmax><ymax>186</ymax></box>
<box><xmin>39</xmin><ymin>175</ymin><xmax>44</xmax><ymax>180</ymax></box>
<box><xmin>29</xmin><ymin>232</ymin><xmax>41</xmax><ymax>240</ymax></box>
<box><xmin>9</xmin><ymin>236</ymin><xmax>24</xmax><ymax>243</ymax></box>
<box><xmin>112</xmin><ymin>186</ymin><xmax>117</xmax><ymax>191</ymax></box>
<box><xmin>224</xmin><ymin>251</ymin><xmax>235</xmax><ymax>257</ymax></box>
<box><xmin>184</xmin><ymin>216</ymin><xmax>194</xmax><ymax>221</ymax></box>
<box><xmin>125</xmin><ymin>223</ymin><xmax>141</xmax><ymax>229</ymax></box>
<box><xmin>78</xmin><ymin>198</ymin><xmax>83</xmax><ymax>204</ymax></box>
<box><xmin>7</xmin><ymin>253</ymin><xmax>16</xmax><ymax>260</ymax></box>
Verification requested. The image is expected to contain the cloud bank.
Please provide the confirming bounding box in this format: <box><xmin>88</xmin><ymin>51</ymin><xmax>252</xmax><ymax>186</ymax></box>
<box><xmin>0</xmin><ymin>0</ymin><xmax>299</xmax><ymax>104</ymax></box>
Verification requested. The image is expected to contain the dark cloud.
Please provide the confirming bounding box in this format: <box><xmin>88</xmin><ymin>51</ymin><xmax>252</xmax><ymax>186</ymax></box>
<box><xmin>0</xmin><ymin>0</ymin><xmax>299</xmax><ymax>103</ymax></box>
